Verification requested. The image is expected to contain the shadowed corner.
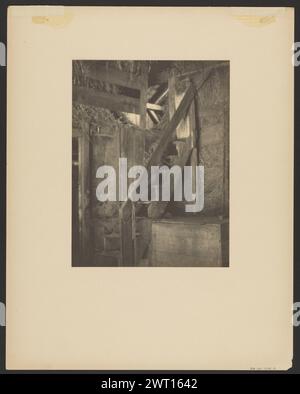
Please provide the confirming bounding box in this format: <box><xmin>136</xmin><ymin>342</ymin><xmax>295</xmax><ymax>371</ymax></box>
<box><xmin>0</xmin><ymin>302</ymin><xmax>5</xmax><ymax>327</ymax></box>
<box><xmin>0</xmin><ymin>42</ymin><xmax>5</xmax><ymax>67</ymax></box>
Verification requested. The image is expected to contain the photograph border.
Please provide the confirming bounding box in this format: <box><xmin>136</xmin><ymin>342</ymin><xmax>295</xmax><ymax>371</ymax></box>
<box><xmin>0</xmin><ymin>0</ymin><xmax>299</xmax><ymax>377</ymax></box>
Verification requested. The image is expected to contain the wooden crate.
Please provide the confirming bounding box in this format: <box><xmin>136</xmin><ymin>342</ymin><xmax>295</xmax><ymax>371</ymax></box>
<box><xmin>151</xmin><ymin>217</ymin><xmax>228</xmax><ymax>267</ymax></box>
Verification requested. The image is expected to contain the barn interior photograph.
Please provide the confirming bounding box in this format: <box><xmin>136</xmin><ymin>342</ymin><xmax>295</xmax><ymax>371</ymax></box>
<box><xmin>72</xmin><ymin>60</ymin><xmax>229</xmax><ymax>267</ymax></box>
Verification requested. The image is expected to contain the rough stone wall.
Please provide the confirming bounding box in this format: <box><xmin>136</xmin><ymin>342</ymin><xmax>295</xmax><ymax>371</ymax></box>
<box><xmin>198</xmin><ymin>66</ymin><xmax>229</xmax><ymax>216</ymax></box>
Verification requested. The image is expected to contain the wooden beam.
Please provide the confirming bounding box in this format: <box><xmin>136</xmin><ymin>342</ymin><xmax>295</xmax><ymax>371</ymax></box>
<box><xmin>84</xmin><ymin>65</ymin><xmax>143</xmax><ymax>90</ymax></box>
<box><xmin>73</xmin><ymin>86</ymin><xmax>140</xmax><ymax>114</ymax></box>
<box><xmin>147</xmin><ymin>102</ymin><xmax>163</xmax><ymax>112</ymax></box>
<box><xmin>147</xmin><ymin>65</ymin><xmax>214</xmax><ymax>168</ymax></box>
<box><xmin>189</xmin><ymin>99</ymin><xmax>197</xmax><ymax>149</ymax></box>
<box><xmin>149</xmin><ymin>61</ymin><xmax>229</xmax><ymax>86</ymax></box>
<box><xmin>78</xmin><ymin>121</ymin><xmax>91</xmax><ymax>263</ymax></box>
<box><xmin>73</xmin><ymin>86</ymin><xmax>163</xmax><ymax>115</ymax></box>
<box><xmin>149</xmin><ymin>83</ymin><xmax>168</xmax><ymax>104</ymax></box>
<box><xmin>147</xmin><ymin>85</ymin><xmax>194</xmax><ymax>167</ymax></box>
<box><xmin>168</xmin><ymin>68</ymin><xmax>176</xmax><ymax>120</ymax></box>
<box><xmin>147</xmin><ymin>109</ymin><xmax>160</xmax><ymax>124</ymax></box>
<box><xmin>119</xmin><ymin>200</ymin><xmax>135</xmax><ymax>266</ymax></box>
<box><xmin>72</xmin><ymin>127</ymin><xmax>82</xmax><ymax>138</ymax></box>
<box><xmin>193</xmin><ymin>88</ymin><xmax>202</xmax><ymax>163</ymax></box>
<box><xmin>156</xmin><ymin>88</ymin><xmax>168</xmax><ymax>104</ymax></box>
<box><xmin>139</xmin><ymin>63</ymin><xmax>148</xmax><ymax>129</ymax></box>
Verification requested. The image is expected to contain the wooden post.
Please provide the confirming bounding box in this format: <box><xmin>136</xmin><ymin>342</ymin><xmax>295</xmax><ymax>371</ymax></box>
<box><xmin>139</xmin><ymin>63</ymin><xmax>148</xmax><ymax>129</ymax></box>
<box><xmin>193</xmin><ymin>88</ymin><xmax>202</xmax><ymax>164</ymax></box>
<box><xmin>189</xmin><ymin>99</ymin><xmax>197</xmax><ymax>149</ymax></box>
<box><xmin>168</xmin><ymin>68</ymin><xmax>176</xmax><ymax>121</ymax></box>
<box><xmin>187</xmin><ymin>99</ymin><xmax>198</xmax><ymax>200</ymax></box>
<box><xmin>78</xmin><ymin>120</ymin><xmax>91</xmax><ymax>264</ymax></box>
<box><xmin>119</xmin><ymin>200</ymin><xmax>135</xmax><ymax>266</ymax></box>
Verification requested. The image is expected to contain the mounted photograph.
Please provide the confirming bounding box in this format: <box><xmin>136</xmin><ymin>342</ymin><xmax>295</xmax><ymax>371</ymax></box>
<box><xmin>72</xmin><ymin>60</ymin><xmax>229</xmax><ymax>267</ymax></box>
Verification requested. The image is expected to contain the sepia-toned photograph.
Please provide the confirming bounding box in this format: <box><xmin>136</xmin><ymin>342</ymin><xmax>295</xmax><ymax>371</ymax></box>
<box><xmin>72</xmin><ymin>60</ymin><xmax>229</xmax><ymax>267</ymax></box>
<box><xmin>6</xmin><ymin>5</ymin><xmax>294</xmax><ymax>372</ymax></box>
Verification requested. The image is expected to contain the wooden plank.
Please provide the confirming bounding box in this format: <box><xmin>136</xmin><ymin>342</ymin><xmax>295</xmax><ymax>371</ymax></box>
<box><xmin>147</xmin><ymin>109</ymin><xmax>160</xmax><ymax>124</ymax></box>
<box><xmin>146</xmin><ymin>79</ymin><xmax>197</xmax><ymax>168</ymax></box>
<box><xmin>119</xmin><ymin>128</ymin><xmax>145</xmax><ymax>265</ymax></box>
<box><xmin>151</xmin><ymin>221</ymin><xmax>222</xmax><ymax>267</ymax></box>
<box><xmin>78</xmin><ymin>121</ymin><xmax>91</xmax><ymax>264</ymax></box>
<box><xmin>119</xmin><ymin>200</ymin><xmax>135</xmax><ymax>266</ymax></box>
<box><xmin>72</xmin><ymin>127</ymin><xmax>82</xmax><ymax>138</ymax></box>
<box><xmin>84</xmin><ymin>65</ymin><xmax>143</xmax><ymax>90</ymax></box>
<box><xmin>146</xmin><ymin>102</ymin><xmax>163</xmax><ymax>112</ymax></box>
<box><xmin>139</xmin><ymin>63</ymin><xmax>148</xmax><ymax>129</ymax></box>
<box><xmin>221</xmin><ymin>222</ymin><xmax>229</xmax><ymax>267</ymax></box>
<box><xmin>147</xmin><ymin>63</ymin><xmax>217</xmax><ymax>168</ymax></box>
<box><xmin>152</xmin><ymin>216</ymin><xmax>228</xmax><ymax>225</ymax></box>
<box><xmin>146</xmin><ymin>68</ymin><xmax>216</xmax><ymax>219</ymax></box>
<box><xmin>73</xmin><ymin>86</ymin><xmax>162</xmax><ymax>115</ymax></box>
<box><xmin>190</xmin><ymin>147</ymin><xmax>198</xmax><ymax>195</ymax></box>
<box><xmin>151</xmin><ymin>251</ymin><xmax>222</xmax><ymax>267</ymax></box>
<box><xmin>168</xmin><ymin>68</ymin><xmax>176</xmax><ymax>120</ymax></box>
<box><xmin>150</xmin><ymin>84</ymin><xmax>168</xmax><ymax>104</ymax></box>
<box><xmin>193</xmin><ymin>88</ymin><xmax>202</xmax><ymax>163</ymax></box>
<box><xmin>149</xmin><ymin>61</ymin><xmax>229</xmax><ymax>86</ymax></box>
<box><xmin>73</xmin><ymin>86</ymin><xmax>140</xmax><ymax>114</ymax></box>
<box><xmin>189</xmin><ymin>99</ymin><xmax>197</xmax><ymax>149</ymax></box>
<box><xmin>135</xmin><ymin>218</ymin><xmax>152</xmax><ymax>265</ymax></box>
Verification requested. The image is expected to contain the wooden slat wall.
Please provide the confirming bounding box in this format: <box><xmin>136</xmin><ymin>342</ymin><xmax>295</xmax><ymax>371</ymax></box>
<box><xmin>119</xmin><ymin>127</ymin><xmax>145</xmax><ymax>266</ymax></box>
